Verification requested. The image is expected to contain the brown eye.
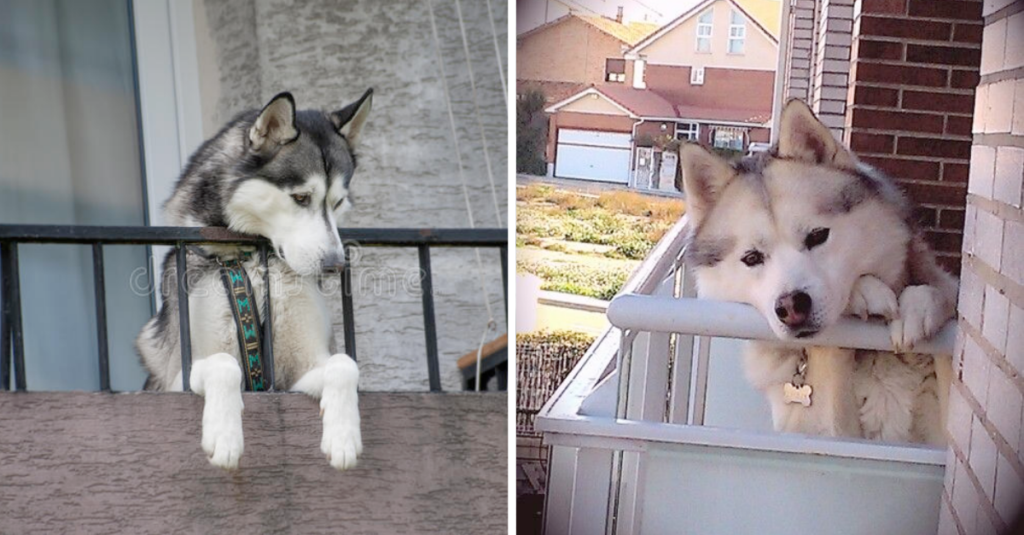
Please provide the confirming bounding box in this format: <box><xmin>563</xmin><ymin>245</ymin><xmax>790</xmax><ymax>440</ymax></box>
<box><xmin>741</xmin><ymin>250</ymin><xmax>764</xmax><ymax>267</ymax></box>
<box><xmin>291</xmin><ymin>193</ymin><xmax>311</xmax><ymax>207</ymax></box>
<box><xmin>805</xmin><ymin>227</ymin><xmax>830</xmax><ymax>250</ymax></box>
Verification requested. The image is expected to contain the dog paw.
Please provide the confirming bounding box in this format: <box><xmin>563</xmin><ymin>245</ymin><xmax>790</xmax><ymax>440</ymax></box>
<box><xmin>202</xmin><ymin>419</ymin><xmax>244</xmax><ymax>469</ymax></box>
<box><xmin>320</xmin><ymin>355</ymin><xmax>362</xmax><ymax>470</ymax></box>
<box><xmin>890</xmin><ymin>285</ymin><xmax>945</xmax><ymax>352</ymax></box>
<box><xmin>847</xmin><ymin>275</ymin><xmax>898</xmax><ymax>321</ymax></box>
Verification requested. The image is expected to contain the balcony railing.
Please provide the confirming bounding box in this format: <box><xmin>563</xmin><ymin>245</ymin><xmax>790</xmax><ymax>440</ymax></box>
<box><xmin>0</xmin><ymin>224</ymin><xmax>507</xmax><ymax>393</ymax></box>
<box><xmin>536</xmin><ymin>215</ymin><xmax>956</xmax><ymax>535</ymax></box>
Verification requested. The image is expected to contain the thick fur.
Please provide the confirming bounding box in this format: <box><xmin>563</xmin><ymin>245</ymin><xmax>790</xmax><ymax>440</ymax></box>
<box><xmin>137</xmin><ymin>90</ymin><xmax>373</xmax><ymax>469</ymax></box>
<box><xmin>678</xmin><ymin>100</ymin><xmax>957</xmax><ymax>446</ymax></box>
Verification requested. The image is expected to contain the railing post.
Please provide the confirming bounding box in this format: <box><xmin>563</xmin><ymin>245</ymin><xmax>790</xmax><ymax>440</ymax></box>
<box><xmin>260</xmin><ymin>244</ymin><xmax>275</xmax><ymax>390</ymax></box>
<box><xmin>500</xmin><ymin>245</ymin><xmax>507</xmax><ymax>316</ymax></box>
<box><xmin>175</xmin><ymin>244</ymin><xmax>192</xmax><ymax>392</ymax></box>
<box><xmin>92</xmin><ymin>244</ymin><xmax>110</xmax><ymax>392</ymax></box>
<box><xmin>418</xmin><ymin>245</ymin><xmax>442</xmax><ymax>392</ymax></box>
<box><xmin>1</xmin><ymin>242</ymin><xmax>25</xmax><ymax>391</ymax></box>
<box><xmin>340</xmin><ymin>243</ymin><xmax>357</xmax><ymax>360</ymax></box>
<box><xmin>1</xmin><ymin>242</ymin><xmax>11</xmax><ymax>390</ymax></box>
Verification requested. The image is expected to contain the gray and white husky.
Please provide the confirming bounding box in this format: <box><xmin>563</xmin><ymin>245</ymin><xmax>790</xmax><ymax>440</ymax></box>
<box><xmin>136</xmin><ymin>90</ymin><xmax>372</xmax><ymax>469</ymax></box>
<box><xmin>678</xmin><ymin>100</ymin><xmax>958</xmax><ymax>445</ymax></box>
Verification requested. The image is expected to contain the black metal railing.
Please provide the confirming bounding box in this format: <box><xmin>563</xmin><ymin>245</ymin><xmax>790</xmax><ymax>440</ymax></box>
<box><xmin>0</xmin><ymin>225</ymin><xmax>507</xmax><ymax>393</ymax></box>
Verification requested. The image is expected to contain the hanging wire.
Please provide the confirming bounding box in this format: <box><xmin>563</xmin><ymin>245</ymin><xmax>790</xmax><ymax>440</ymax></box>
<box><xmin>425</xmin><ymin>0</ymin><xmax>500</xmax><ymax>381</ymax></box>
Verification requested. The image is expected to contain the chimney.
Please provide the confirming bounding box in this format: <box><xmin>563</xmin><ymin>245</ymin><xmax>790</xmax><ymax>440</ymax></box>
<box><xmin>616</xmin><ymin>6</ymin><xmax>623</xmax><ymax>22</ymax></box>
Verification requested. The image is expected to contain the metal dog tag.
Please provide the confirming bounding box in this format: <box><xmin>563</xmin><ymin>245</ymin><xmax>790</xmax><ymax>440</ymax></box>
<box><xmin>784</xmin><ymin>382</ymin><xmax>813</xmax><ymax>407</ymax></box>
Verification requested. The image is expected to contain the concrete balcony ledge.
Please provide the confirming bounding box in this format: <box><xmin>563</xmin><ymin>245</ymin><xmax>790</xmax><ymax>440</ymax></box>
<box><xmin>0</xmin><ymin>391</ymin><xmax>506</xmax><ymax>533</ymax></box>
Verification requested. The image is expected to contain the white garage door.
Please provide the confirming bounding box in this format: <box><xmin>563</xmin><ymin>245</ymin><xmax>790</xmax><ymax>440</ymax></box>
<box><xmin>554</xmin><ymin>129</ymin><xmax>631</xmax><ymax>183</ymax></box>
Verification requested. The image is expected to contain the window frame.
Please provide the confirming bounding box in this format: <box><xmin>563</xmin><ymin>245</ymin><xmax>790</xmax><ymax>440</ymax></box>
<box><xmin>605</xmin><ymin>58</ymin><xmax>626</xmax><ymax>83</ymax></box>
<box><xmin>728</xmin><ymin>9</ymin><xmax>746</xmax><ymax>54</ymax></box>
<box><xmin>675</xmin><ymin>122</ymin><xmax>700</xmax><ymax>141</ymax></box>
<box><xmin>695</xmin><ymin>9</ymin><xmax>713</xmax><ymax>53</ymax></box>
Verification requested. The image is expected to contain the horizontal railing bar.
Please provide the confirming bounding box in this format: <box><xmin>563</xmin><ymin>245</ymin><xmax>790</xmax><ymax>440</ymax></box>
<box><xmin>607</xmin><ymin>294</ymin><xmax>956</xmax><ymax>355</ymax></box>
<box><xmin>0</xmin><ymin>225</ymin><xmax>506</xmax><ymax>247</ymax></box>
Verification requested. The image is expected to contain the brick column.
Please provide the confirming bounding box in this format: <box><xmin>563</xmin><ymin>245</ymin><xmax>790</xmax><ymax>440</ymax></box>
<box><xmin>939</xmin><ymin>1</ymin><xmax>1024</xmax><ymax>533</ymax></box>
<box><xmin>846</xmin><ymin>0</ymin><xmax>983</xmax><ymax>275</ymax></box>
<box><xmin>784</xmin><ymin>0</ymin><xmax>818</xmax><ymax>102</ymax></box>
<box><xmin>811</xmin><ymin>0</ymin><xmax>855</xmax><ymax>138</ymax></box>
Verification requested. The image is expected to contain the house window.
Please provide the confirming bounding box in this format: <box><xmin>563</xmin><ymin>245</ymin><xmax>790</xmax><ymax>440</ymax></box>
<box><xmin>675</xmin><ymin>122</ymin><xmax>699</xmax><ymax>141</ymax></box>
<box><xmin>696</xmin><ymin>10</ymin><xmax>713</xmax><ymax>52</ymax></box>
<box><xmin>690</xmin><ymin>66</ymin><xmax>705</xmax><ymax>85</ymax></box>
<box><xmin>729</xmin><ymin>10</ymin><xmax>746</xmax><ymax>54</ymax></box>
<box><xmin>712</xmin><ymin>127</ymin><xmax>746</xmax><ymax>150</ymax></box>
<box><xmin>606</xmin><ymin>58</ymin><xmax>626</xmax><ymax>83</ymax></box>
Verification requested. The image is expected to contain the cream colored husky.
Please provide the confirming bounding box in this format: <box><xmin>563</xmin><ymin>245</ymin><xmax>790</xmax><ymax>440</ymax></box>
<box><xmin>678</xmin><ymin>100</ymin><xmax>958</xmax><ymax>445</ymax></box>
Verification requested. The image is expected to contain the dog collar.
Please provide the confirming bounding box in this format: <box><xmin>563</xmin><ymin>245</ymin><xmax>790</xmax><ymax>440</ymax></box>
<box><xmin>783</xmin><ymin>352</ymin><xmax>812</xmax><ymax>407</ymax></box>
<box><xmin>218</xmin><ymin>258</ymin><xmax>268</xmax><ymax>391</ymax></box>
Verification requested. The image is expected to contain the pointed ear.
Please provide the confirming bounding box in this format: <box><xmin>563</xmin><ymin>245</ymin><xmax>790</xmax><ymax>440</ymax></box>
<box><xmin>249</xmin><ymin>92</ymin><xmax>299</xmax><ymax>151</ymax></box>
<box><xmin>678</xmin><ymin>143</ymin><xmax>736</xmax><ymax>225</ymax></box>
<box><xmin>777</xmin><ymin>99</ymin><xmax>856</xmax><ymax>169</ymax></box>
<box><xmin>331</xmin><ymin>88</ymin><xmax>373</xmax><ymax>146</ymax></box>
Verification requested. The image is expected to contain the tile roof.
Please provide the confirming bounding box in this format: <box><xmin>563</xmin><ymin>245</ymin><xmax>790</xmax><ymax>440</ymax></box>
<box><xmin>551</xmin><ymin>84</ymin><xmax>772</xmax><ymax>126</ymax></box>
<box><xmin>733</xmin><ymin>0</ymin><xmax>781</xmax><ymax>39</ymax></box>
<box><xmin>575</xmin><ymin>15</ymin><xmax>660</xmax><ymax>46</ymax></box>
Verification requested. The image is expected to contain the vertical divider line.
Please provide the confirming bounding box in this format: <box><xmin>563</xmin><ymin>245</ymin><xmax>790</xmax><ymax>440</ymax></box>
<box><xmin>418</xmin><ymin>245</ymin><xmax>442</xmax><ymax>392</ymax></box>
<box><xmin>340</xmin><ymin>243</ymin><xmax>357</xmax><ymax>360</ymax></box>
<box><xmin>176</xmin><ymin>244</ymin><xmax>192</xmax><ymax>392</ymax></box>
<box><xmin>261</xmin><ymin>244</ymin><xmax>275</xmax><ymax>390</ymax></box>
<box><xmin>1</xmin><ymin>242</ymin><xmax>12</xmax><ymax>391</ymax></box>
<box><xmin>7</xmin><ymin>243</ymin><xmax>25</xmax><ymax>391</ymax></box>
<box><xmin>92</xmin><ymin>244</ymin><xmax>110</xmax><ymax>391</ymax></box>
<box><xmin>500</xmin><ymin>245</ymin><xmax>507</xmax><ymax>316</ymax></box>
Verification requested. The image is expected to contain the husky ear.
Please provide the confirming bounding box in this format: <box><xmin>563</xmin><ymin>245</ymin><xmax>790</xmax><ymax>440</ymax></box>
<box><xmin>777</xmin><ymin>99</ymin><xmax>856</xmax><ymax>169</ymax></box>
<box><xmin>331</xmin><ymin>88</ymin><xmax>373</xmax><ymax>146</ymax></box>
<box><xmin>678</xmin><ymin>143</ymin><xmax>736</xmax><ymax>225</ymax></box>
<box><xmin>249</xmin><ymin>92</ymin><xmax>299</xmax><ymax>151</ymax></box>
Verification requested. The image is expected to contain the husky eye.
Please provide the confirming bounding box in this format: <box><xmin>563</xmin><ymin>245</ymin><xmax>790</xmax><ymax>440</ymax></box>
<box><xmin>741</xmin><ymin>250</ymin><xmax>764</xmax><ymax>267</ymax></box>
<box><xmin>805</xmin><ymin>227</ymin><xmax>830</xmax><ymax>250</ymax></box>
<box><xmin>291</xmin><ymin>193</ymin><xmax>311</xmax><ymax>207</ymax></box>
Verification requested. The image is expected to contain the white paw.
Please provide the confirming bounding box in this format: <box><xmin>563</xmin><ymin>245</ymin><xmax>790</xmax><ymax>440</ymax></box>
<box><xmin>202</xmin><ymin>416</ymin><xmax>244</xmax><ymax>470</ymax></box>
<box><xmin>320</xmin><ymin>355</ymin><xmax>362</xmax><ymax>470</ymax></box>
<box><xmin>847</xmin><ymin>275</ymin><xmax>898</xmax><ymax>321</ymax></box>
<box><xmin>890</xmin><ymin>285</ymin><xmax>945</xmax><ymax>352</ymax></box>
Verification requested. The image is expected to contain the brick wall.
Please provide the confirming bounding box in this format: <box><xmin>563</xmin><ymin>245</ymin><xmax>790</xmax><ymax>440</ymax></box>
<box><xmin>846</xmin><ymin>0</ymin><xmax>983</xmax><ymax>275</ymax></box>
<box><xmin>938</xmin><ymin>1</ymin><xmax>1024</xmax><ymax>533</ymax></box>
<box><xmin>784</xmin><ymin>0</ymin><xmax>817</xmax><ymax>102</ymax></box>
<box><xmin>517</xmin><ymin>17</ymin><xmax>625</xmax><ymax>87</ymax></box>
<box><xmin>811</xmin><ymin>0</ymin><xmax>854</xmax><ymax>137</ymax></box>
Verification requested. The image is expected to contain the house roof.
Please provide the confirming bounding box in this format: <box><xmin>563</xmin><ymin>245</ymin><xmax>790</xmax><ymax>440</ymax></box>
<box><xmin>627</xmin><ymin>0</ymin><xmax>780</xmax><ymax>54</ymax></box>
<box><xmin>546</xmin><ymin>84</ymin><xmax>771</xmax><ymax>126</ymax></box>
<box><xmin>517</xmin><ymin>13</ymin><xmax>659</xmax><ymax>47</ymax></box>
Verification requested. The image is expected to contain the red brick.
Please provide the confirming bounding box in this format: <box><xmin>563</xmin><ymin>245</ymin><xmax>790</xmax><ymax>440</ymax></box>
<box><xmin>940</xmin><ymin>208</ymin><xmax>966</xmax><ymax>229</ymax></box>
<box><xmin>858</xmin><ymin>16</ymin><xmax>951</xmax><ymax>41</ymax></box>
<box><xmin>850</xmin><ymin>108</ymin><xmax>946</xmax><ymax>134</ymax></box>
<box><xmin>914</xmin><ymin>206</ymin><xmax>939</xmax><ymax>227</ymax></box>
<box><xmin>850</xmin><ymin>132</ymin><xmax>896</xmax><ymax>153</ymax></box>
<box><xmin>860</xmin><ymin>156</ymin><xmax>941</xmax><ymax>181</ymax></box>
<box><xmin>860</xmin><ymin>0</ymin><xmax>907</xmax><ymax>14</ymax></box>
<box><xmin>897</xmin><ymin>136</ymin><xmax>973</xmax><ymax>159</ymax></box>
<box><xmin>952</xmin><ymin>23</ymin><xmax>984</xmax><ymax>44</ymax></box>
<box><xmin>943</xmin><ymin>162</ymin><xmax>970</xmax><ymax>182</ymax></box>
<box><xmin>905</xmin><ymin>44</ymin><xmax>981</xmax><ymax>67</ymax></box>
<box><xmin>902</xmin><ymin>90</ymin><xmax>976</xmax><ymax>113</ymax></box>
<box><xmin>853</xmin><ymin>86</ymin><xmax>900</xmax><ymax>107</ymax></box>
<box><xmin>907</xmin><ymin>0</ymin><xmax>983</xmax><ymax>21</ymax></box>
<box><xmin>899</xmin><ymin>180</ymin><xmax>968</xmax><ymax>206</ymax></box>
<box><xmin>856</xmin><ymin>39</ymin><xmax>904</xmax><ymax>61</ymax></box>
<box><xmin>951</xmin><ymin>70</ymin><xmax>980</xmax><ymax>90</ymax></box>
<box><xmin>945</xmin><ymin>115</ymin><xmax>973</xmax><ymax>136</ymax></box>
<box><xmin>926</xmin><ymin>230</ymin><xmax>965</xmax><ymax>252</ymax></box>
<box><xmin>854</xmin><ymin>61</ymin><xmax>948</xmax><ymax>87</ymax></box>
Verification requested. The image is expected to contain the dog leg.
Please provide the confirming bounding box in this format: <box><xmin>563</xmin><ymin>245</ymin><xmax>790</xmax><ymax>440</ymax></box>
<box><xmin>190</xmin><ymin>353</ymin><xmax>244</xmax><ymax>469</ymax></box>
<box><xmin>292</xmin><ymin>354</ymin><xmax>362</xmax><ymax>470</ymax></box>
<box><xmin>846</xmin><ymin>275</ymin><xmax>898</xmax><ymax>321</ymax></box>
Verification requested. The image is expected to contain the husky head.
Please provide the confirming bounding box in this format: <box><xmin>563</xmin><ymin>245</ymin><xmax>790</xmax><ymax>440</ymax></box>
<box><xmin>168</xmin><ymin>90</ymin><xmax>373</xmax><ymax>276</ymax></box>
<box><xmin>679</xmin><ymin>100</ymin><xmax>913</xmax><ymax>340</ymax></box>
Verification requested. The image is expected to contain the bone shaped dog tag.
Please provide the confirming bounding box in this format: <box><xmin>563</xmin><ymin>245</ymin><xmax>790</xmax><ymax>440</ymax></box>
<box><xmin>784</xmin><ymin>382</ymin><xmax>813</xmax><ymax>407</ymax></box>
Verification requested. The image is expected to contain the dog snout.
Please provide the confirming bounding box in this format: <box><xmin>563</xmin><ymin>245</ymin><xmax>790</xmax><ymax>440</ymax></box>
<box><xmin>775</xmin><ymin>290</ymin><xmax>812</xmax><ymax>328</ymax></box>
<box><xmin>321</xmin><ymin>250</ymin><xmax>346</xmax><ymax>271</ymax></box>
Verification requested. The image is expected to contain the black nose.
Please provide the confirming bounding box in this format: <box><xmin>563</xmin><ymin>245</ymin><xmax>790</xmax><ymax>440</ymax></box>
<box><xmin>775</xmin><ymin>291</ymin><xmax>812</xmax><ymax>327</ymax></box>
<box><xmin>321</xmin><ymin>250</ymin><xmax>346</xmax><ymax>271</ymax></box>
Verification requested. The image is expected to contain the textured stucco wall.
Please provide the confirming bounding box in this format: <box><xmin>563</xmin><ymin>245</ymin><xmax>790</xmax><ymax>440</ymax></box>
<box><xmin>193</xmin><ymin>0</ymin><xmax>508</xmax><ymax>391</ymax></box>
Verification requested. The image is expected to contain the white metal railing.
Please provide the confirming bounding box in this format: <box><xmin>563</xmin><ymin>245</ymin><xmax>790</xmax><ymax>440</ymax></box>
<box><xmin>536</xmin><ymin>215</ymin><xmax>953</xmax><ymax>535</ymax></box>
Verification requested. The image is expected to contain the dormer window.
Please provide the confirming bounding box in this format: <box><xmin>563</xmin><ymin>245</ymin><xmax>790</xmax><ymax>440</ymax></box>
<box><xmin>605</xmin><ymin>58</ymin><xmax>626</xmax><ymax>83</ymax></box>
<box><xmin>696</xmin><ymin>10</ymin><xmax>712</xmax><ymax>52</ymax></box>
<box><xmin>729</xmin><ymin>10</ymin><xmax>746</xmax><ymax>54</ymax></box>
